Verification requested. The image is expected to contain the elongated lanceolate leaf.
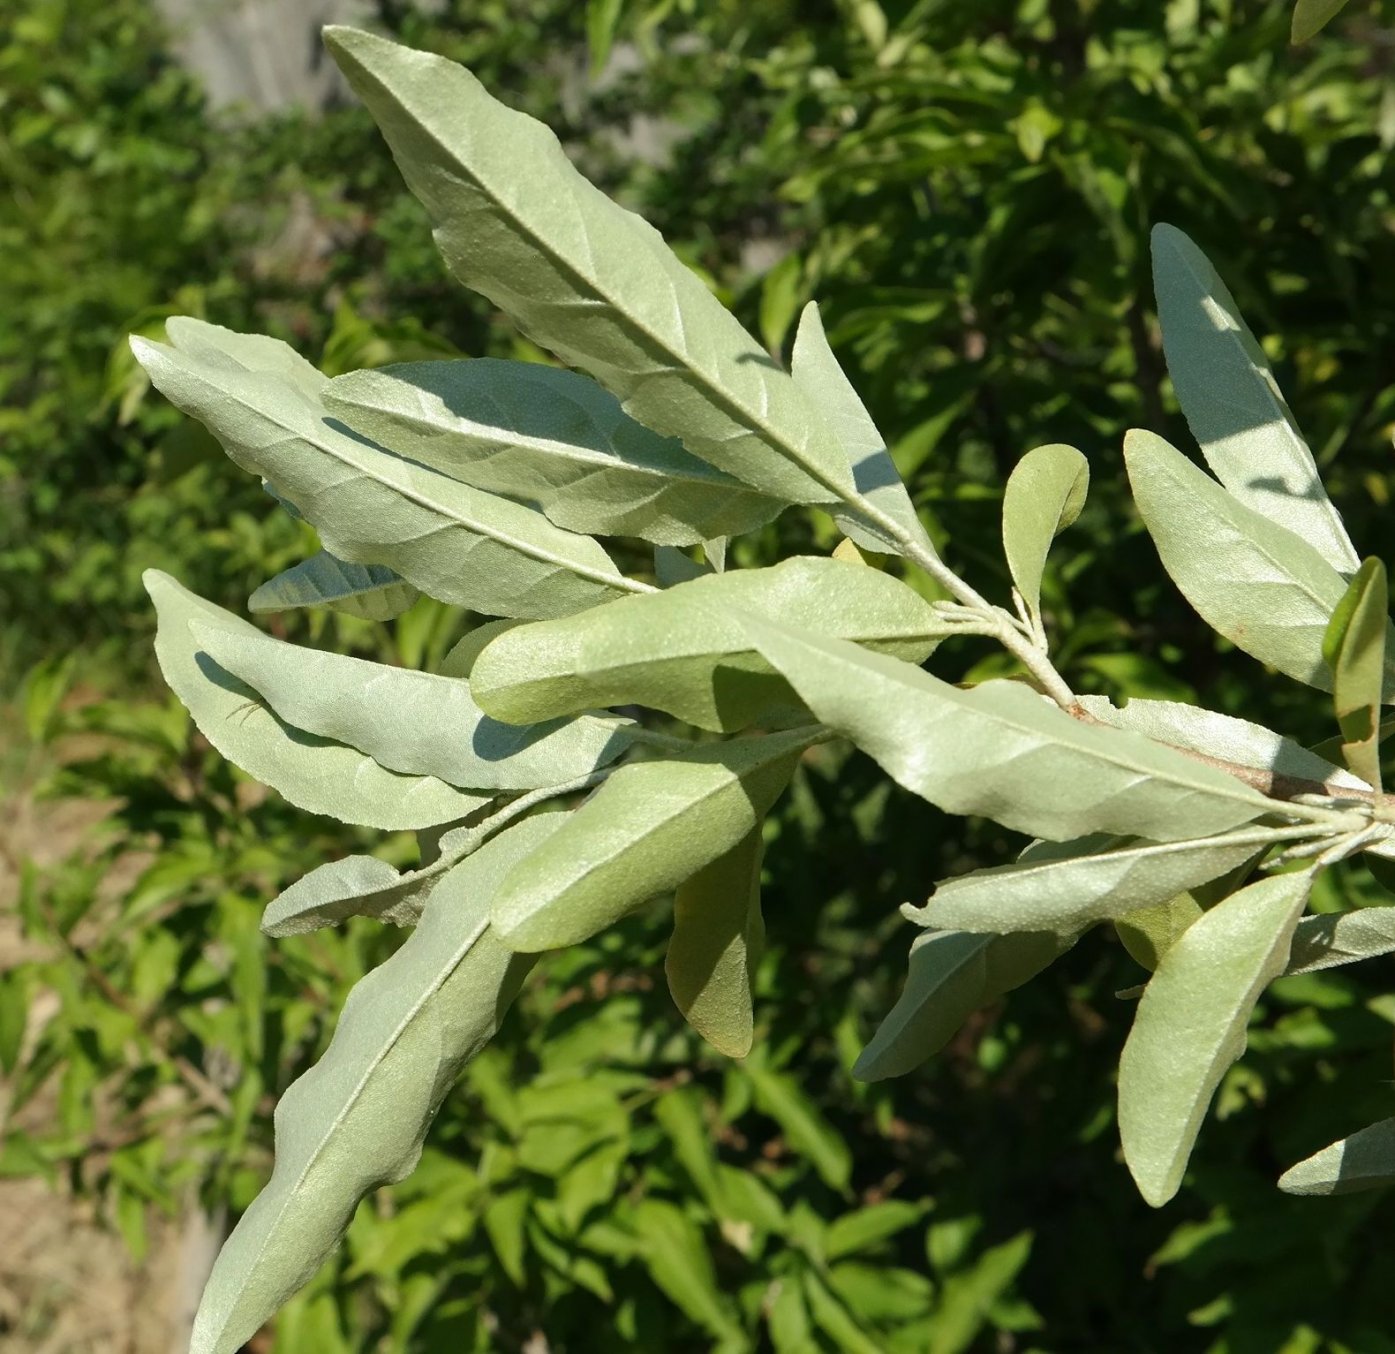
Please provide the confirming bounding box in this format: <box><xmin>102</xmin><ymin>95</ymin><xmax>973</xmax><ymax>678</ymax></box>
<box><xmin>188</xmin><ymin>814</ymin><xmax>563</xmax><ymax>1354</ymax></box>
<box><xmin>1078</xmin><ymin>694</ymin><xmax>1368</xmax><ymax>792</ymax></box>
<box><xmin>492</xmin><ymin>730</ymin><xmax>814</xmax><ymax>950</ymax></box>
<box><xmin>1118</xmin><ymin>870</ymin><xmax>1312</xmax><ymax>1206</ymax></box>
<box><xmin>1125</xmin><ymin>430</ymin><xmax>1395</xmax><ymax>694</ymax></box>
<box><xmin>789</xmin><ymin>301</ymin><xmax>929</xmax><ymax>555</ymax></box>
<box><xmin>189</xmin><ymin>619</ymin><xmax>635</xmax><ymax>791</ymax></box>
<box><xmin>131</xmin><ymin>331</ymin><xmax>636</xmax><ymax>619</ymax></box>
<box><xmin>1279</xmin><ymin>1117</ymin><xmax>1395</xmax><ymax>1195</ymax></box>
<box><xmin>740</xmin><ymin>617</ymin><xmax>1275</xmax><ymax>843</ymax></box>
<box><xmin>1001</xmin><ymin>443</ymin><xmax>1088</xmax><ymax>619</ymax></box>
<box><xmin>854</xmin><ymin>930</ymin><xmax>1071</xmax><ymax>1081</ymax></box>
<box><xmin>249</xmin><ymin>550</ymin><xmax>420</xmax><ymax>621</ymax></box>
<box><xmin>665</xmin><ymin>826</ymin><xmax>765</xmax><ymax>1057</ymax></box>
<box><xmin>1323</xmin><ymin>557</ymin><xmax>1388</xmax><ymax>791</ymax></box>
<box><xmin>1150</xmin><ymin>225</ymin><xmax>1358</xmax><ymax>572</ymax></box>
<box><xmin>323</xmin><ymin>27</ymin><xmax>854</xmax><ymax>508</ymax></box>
<box><xmin>1292</xmin><ymin>0</ymin><xmax>1354</xmax><ymax>43</ymax></box>
<box><xmin>145</xmin><ymin>570</ymin><xmax>487</xmax><ymax>830</ymax></box>
<box><xmin>472</xmin><ymin>556</ymin><xmax>947</xmax><ymax>733</ymax></box>
<box><xmin>1286</xmin><ymin>906</ymin><xmax>1395</xmax><ymax>974</ymax></box>
<box><xmin>918</xmin><ymin>825</ymin><xmax>1295</xmax><ymax>936</ymax></box>
<box><xmin>262</xmin><ymin>836</ymin><xmax>483</xmax><ymax>936</ymax></box>
<box><xmin>325</xmin><ymin>360</ymin><xmax>785</xmax><ymax>545</ymax></box>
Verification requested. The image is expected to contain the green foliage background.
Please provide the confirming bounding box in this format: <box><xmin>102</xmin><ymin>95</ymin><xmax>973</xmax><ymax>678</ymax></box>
<box><xmin>6</xmin><ymin>0</ymin><xmax>1395</xmax><ymax>1349</ymax></box>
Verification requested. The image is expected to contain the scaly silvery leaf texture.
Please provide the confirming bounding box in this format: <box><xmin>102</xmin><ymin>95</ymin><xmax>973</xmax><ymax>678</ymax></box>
<box><xmin>127</xmin><ymin>27</ymin><xmax>1395</xmax><ymax>1348</ymax></box>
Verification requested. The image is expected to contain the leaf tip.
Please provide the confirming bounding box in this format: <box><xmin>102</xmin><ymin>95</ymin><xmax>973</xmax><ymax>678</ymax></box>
<box><xmin>127</xmin><ymin>333</ymin><xmax>164</xmax><ymax>369</ymax></box>
<box><xmin>1149</xmin><ymin>220</ymin><xmax>1187</xmax><ymax>252</ymax></box>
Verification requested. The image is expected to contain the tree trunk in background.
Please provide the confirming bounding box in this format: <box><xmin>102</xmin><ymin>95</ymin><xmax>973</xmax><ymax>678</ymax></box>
<box><xmin>151</xmin><ymin>0</ymin><xmax>378</xmax><ymax>113</ymax></box>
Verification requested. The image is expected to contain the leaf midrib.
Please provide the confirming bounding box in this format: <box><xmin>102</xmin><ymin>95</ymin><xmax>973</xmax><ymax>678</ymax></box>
<box><xmin>333</xmin><ymin>389</ymin><xmax>750</xmax><ymax>490</ymax></box>
<box><xmin>202</xmin><ymin>363</ymin><xmax>647</xmax><ymax>597</ymax></box>
<box><xmin>356</xmin><ymin>53</ymin><xmax>852</xmax><ymax>506</ymax></box>
<box><xmin>224</xmin><ymin>914</ymin><xmax>491</xmax><ymax>1338</ymax></box>
<box><xmin>831</xmin><ymin>643</ymin><xmax>1272</xmax><ymax>816</ymax></box>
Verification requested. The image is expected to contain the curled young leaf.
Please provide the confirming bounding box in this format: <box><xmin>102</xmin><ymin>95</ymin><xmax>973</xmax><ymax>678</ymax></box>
<box><xmin>323</xmin><ymin>27</ymin><xmax>855</xmax><ymax>508</ymax></box>
<box><xmin>190</xmin><ymin>619</ymin><xmax>635</xmax><ymax>792</ymax></box>
<box><xmin>472</xmin><ymin>556</ymin><xmax>947</xmax><ymax>733</ymax></box>
<box><xmin>1001</xmin><ymin>443</ymin><xmax>1088</xmax><ymax>620</ymax></box>
<box><xmin>1150</xmin><ymin>224</ymin><xmax>1358</xmax><ymax>572</ymax></box>
<box><xmin>1118</xmin><ymin>869</ymin><xmax>1312</xmax><ymax>1207</ymax></box>
<box><xmin>326</xmin><ymin>359</ymin><xmax>785</xmax><ymax>546</ymax></box>
<box><xmin>145</xmin><ymin>570</ymin><xmax>488</xmax><ymax>830</ymax></box>
<box><xmin>491</xmin><ymin>730</ymin><xmax>815</xmax><ymax>951</ymax></box>
<box><xmin>740</xmin><ymin>616</ymin><xmax>1276</xmax><ymax>843</ymax></box>
<box><xmin>188</xmin><ymin>815</ymin><xmax>562</xmax><ymax>1354</ymax></box>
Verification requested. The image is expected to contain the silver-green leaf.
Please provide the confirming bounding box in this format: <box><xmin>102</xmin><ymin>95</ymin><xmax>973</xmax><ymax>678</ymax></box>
<box><xmin>472</xmin><ymin>556</ymin><xmax>947</xmax><ymax>734</ymax></box>
<box><xmin>665</xmin><ymin>826</ymin><xmax>765</xmax><ymax>1058</ymax></box>
<box><xmin>1150</xmin><ymin>224</ymin><xmax>1358</xmax><ymax>573</ymax></box>
<box><xmin>189</xmin><ymin>619</ymin><xmax>635</xmax><ymax>791</ymax></box>
<box><xmin>249</xmin><ymin>550</ymin><xmax>420</xmax><ymax>622</ymax></box>
<box><xmin>145</xmin><ymin>570</ymin><xmax>488</xmax><ymax>830</ymax></box>
<box><xmin>1279</xmin><ymin>1116</ymin><xmax>1395</xmax><ymax>1195</ymax></box>
<box><xmin>262</xmin><ymin>835</ymin><xmax>479</xmax><ymax>937</ymax></box>
<box><xmin>1124</xmin><ymin>429</ymin><xmax>1394</xmax><ymax>694</ymax></box>
<box><xmin>1118</xmin><ymin>869</ymin><xmax>1312</xmax><ymax>1207</ymax></box>
<box><xmin>491</xmin><ymin>730</ymin><xmax>814</xmax><ymax>951</ymax></box>
<box><xmin>741</xmin><ymin>617</ymin><xmax>1276</xmax><ymax>843</ymax></box>
<box><xmin>1078</xmin><ymin>694</ymin><xmax>1368</xmax><ymax>792</ymax></box>
<box><xmin>918</xmin><ymin>825</ymin><xmax>1299</xmax><ymax>936</ymax></box>
<box><xmin>188</xmin><ymin>814</ymin><xmax>562</xmax><ymax>1354</ymax></box>
<box><xmin>1286</xmin><ymin>905</ymin><xmax>1395</xmax><ymax>975</ymax></box>
<box><xmin>325</xmin><ymin>359</ymin><xmax>785</xmax><ymax>546</ymax></box>
<box><xmin>1001</xmin><ymin>443</ymin><xmax>1088</xmax><ymax>620</ymax></box>
<box><xmin>789</xmin><ymin>301</ymin><xmax>930</xmax><ymax>556</ymax></box>
<box><xmin>323</xmin><ymin>27</ymin><xmax>854</xmax><ymax>508</ymax></box>
<box><xmin>131</xmin><ymin>329</ymin><xmax>637</xmax><ymax>619</ymax></box>
<box><xmin>854</xmin><ymin>930</ymin><xmax>1071</xmax><ymax>1081</ymax></box>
